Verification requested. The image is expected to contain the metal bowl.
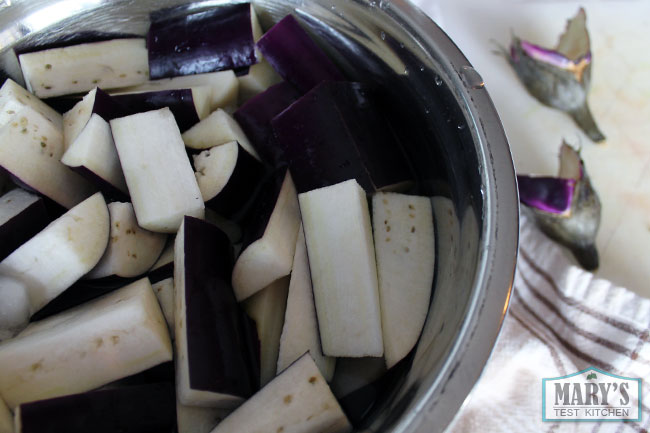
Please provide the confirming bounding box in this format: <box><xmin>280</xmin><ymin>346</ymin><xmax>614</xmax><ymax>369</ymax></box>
<box><xmin>0</xmin><ymin>0</ymin><xmax>519</xmax><ymax>431</ymax></box>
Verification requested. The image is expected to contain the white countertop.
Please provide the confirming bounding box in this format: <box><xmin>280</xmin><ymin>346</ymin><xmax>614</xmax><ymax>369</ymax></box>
<box><xmin>412</xmin><ymin>0</ymin><xmax>650</xmax><ymax>298</ymax></box>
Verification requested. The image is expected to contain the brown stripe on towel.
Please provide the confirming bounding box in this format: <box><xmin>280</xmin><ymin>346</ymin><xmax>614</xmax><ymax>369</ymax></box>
<box><xmin>511</xmin><ymin>311</ymin><xmax>567</xmax><ymax>376</ymax></box>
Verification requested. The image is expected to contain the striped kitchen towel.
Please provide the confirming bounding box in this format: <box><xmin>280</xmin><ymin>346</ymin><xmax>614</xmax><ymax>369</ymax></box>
<box><xmin>447</xmin><ymin>215</ymin><xmax>650</xmax><ymax>432</ymax></box>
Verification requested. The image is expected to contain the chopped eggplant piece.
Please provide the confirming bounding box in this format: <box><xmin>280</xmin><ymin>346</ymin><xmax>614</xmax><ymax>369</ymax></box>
<box><xmin>234</xmin><ymin>82</ymin><xmax>300</xmax><ymax>165</ymax></box>
<box><xmin>330</xmin><ymin>357</ymin><xmax>387</xmax><ymax>399</ymax></box>
<box><xmin>0</xmin><ymin>193</ymin><xmax>109</xmax><ymax>323</ymax></box>
<box><xmin>277</xmin><ymin>224</ymin><xmax>335</xmax><ymax>381</ymax></box>
<box><xmin>148</xmin><ymin>240</ymin><xmax>174</xmax><ymax>284</ymax></box>
<box><xmin>14</xmin><ymin>383</ymin><xmax>175</xmax><ymax>433</ymax></box>
<box><xmin>147</xmin><ymin>4</ymin><xmax>260</xmax><ymax>80</ymax></box>
<box><xmin>177</xmin><ymin>402</ymin><xmax>231</xmax><ymax>433</ymax></box>
<box><xmin>175</xmin><ymin>216</ymin><xmax>259</xmax><ymax>407</ymax></box>
<box><xmin>272</xmin><ymin>81</ymin><xmax>412</xmax><ymax>193</ymax></box>
<box><xmin>0</xmin><ymin>276</ymin><xmax>30</xmax><ymax>341</ymax></box>
<box><xmin>117</xmin><ymin>70</ymin><xmax>239</xmax><ymax>112</ymax></box>
<box><xmin>110</xmin><ymin>108</ymin><xmax>204</xmax><ymax>233</ymax></box>
<box><xmin>0</xmin><ymin>106</ymin><xmax>96</xmax><ymax>209</ymax></box>
<box><xmin>193</xmin><ymin>142</ymin><xmax>265</xmax><ymax>219</ymax></box>
<box><xmin>0</xmin><ymin>79</ymin><xmax>62</xmax><ymax>129</ymax></box>
<box><xmin>243</xmin><ymin>277</ymin><xmax>289</xmax><ymax>387</ymax></box>
<box><xmin>182</xmin><ymin>109</ymin><xmax>260</xmax><ymax>160</ymax></box>
<box><xmin>299</xmin><ymin>179</ymin><xmax>383</xmax><ymax>357</ymax></box>
<box><xmin>211</xmin><ymin>353</ymin><xmax>351</xmax><ymax>433</ymax></box>
<box><xmin>372</xmin><ymin>192</ymin><xmax>434</xmax><ymax>368</ymax></box>
<box><xmin>237</xmin><ymin>60</ymin><xmax>282</xmax><ymax>103</ymax></box>
<box><xmin>151</xmin><ymin>277</ymin><xmax>174</xmax><ymax>338</ymax></box>
<box><xmin>87</xmin><ymin>202</ymin><xmax>167</xmax><ymax>279</ymax></box>
<box><xmin>0</xmin><ymin>396</ymin><xmax>11</xmax><ymax>433</ymax></box>
<box><xmin>0</xmin><ymin>189</ymin><xmax>49</xmax><ymax>262</ymax></box>
<box><xmin>18</xmin><ymin>39</ymin><xmax>148</xmax><ymax>98</ymax></box>
<box><xmin>256</xmin><ymin>15</ymin><xmax>344</xmax><ymax>93</ymax></box>
<box><xmin>232</xmin><ymin>169</ymin><xmax>300</xmax><ymax>301</ymax></box>
<box><xmin>0</xmin><ymin>278</ymin><xmax>172</xmax><ymax>409</ymax></box>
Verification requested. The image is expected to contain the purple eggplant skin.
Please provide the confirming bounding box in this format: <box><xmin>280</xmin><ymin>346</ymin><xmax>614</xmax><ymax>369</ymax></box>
<box><xmin>112</xmin><ymin>89</ymin><xmax>200</xmax><ymax>132</ymax></box>
<box><xmin>107</xmin><ymin>361</ymin><xmax>175</xmax><ymax>388</ymax></box>
<box><xmin>517</xmin><ymin>175</ymin><xmax>575</xmax><ymax>215</ymax></box>
<box><xmin>147</xmin><ymin>3</ymin><xmax>258</xmax><ymax>80</ymax></box>
<box><xmin>234</xmin><ymin>82</ymin><xmax>300</xmax><ymax>166</ymax></box>
<box><xmin>43</xmin><ymin>96</ymin><xmax>82</xmax><ymax>114</ymax></box>
<box><xmin>0</xmin><ymin>194</ymin><xmax>49</xmax><ymax>262</ymax></box>
<box><xmin>271</xmin><ymin>81</ymin><xmax>412</xmax><ymax>193</ymax></box>
<box><xmin>256</xmin><ymin>15</ymin><xmax>344</xmax><ymax>93</ymax></box>
<box><xmin>17</xmin><ymin>382</ymin><xmax>175</xmax><ymax>433</ymax></box>
<box><xmin>181</xmin><ymin>216</ymin><xmax>260</xmax><ymax>396</ymax></box>
<box><xmin>13</xmin><ymin>31</ymin><xmax>139</xmax><ymax>56</ymax></box>
<box><xmin>70</xmin><ymin>166</ymin><xmax>129</xmax><ymax>203</ymax></box>
<box><xmin>91</xmin><ymin>87</ymin><xmax>129</xmax><ymax>121</ymax></box>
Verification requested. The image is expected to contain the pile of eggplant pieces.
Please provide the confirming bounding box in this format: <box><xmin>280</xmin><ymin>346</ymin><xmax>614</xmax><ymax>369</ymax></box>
<box><xmin>0</xmin><ymin>3</ymin><xmax>436</xmax><ymax>433</ymax></box>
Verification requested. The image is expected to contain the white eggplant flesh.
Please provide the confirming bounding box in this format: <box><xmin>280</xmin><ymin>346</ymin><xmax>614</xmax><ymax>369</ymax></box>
<box><xmin>210</xmin><ymin>354</ymin><xmax>351</xmax><ymax>433</ymax></box>
<box><xmin>372</xmin><ymin>192</ymin><xmax>434</xmax><ymax>368</ymax></box>
<box><xmin>177</xmin><ymin>403</ymin><xmax>230</xmax><ymax>433</ymax></box>
<box><xmin>0</xmin><ymin>106</ymin><xmax>96</xmax><ymax>208</ymax></box>
<box><xmin>151</xmin><ymin>277</ymin><xmax>175</xmax><ymax>339</ymax></box>
<box><xmin>116</xmin><ymin>70</ymin><xmax>239</xmax><ymax>112</ymax></box>
<box><xmin>0</xmin><ymin>396</ymin><xmax>12</xmax><ymax>433</ymax></box>
<box><xmin>87</xmin><ymin>202</ymin><xmax>167</xmax><ymax>279</ymax></box>
<box><xmin>62</xmin><ymin>88</ymin><xmax>97</xmax><ymax>150</ymax></box>
<box><xmin>151</xmin><ymin>241</ymin><xmax>174</xmax><ymax>272</ymax></box>
<box><xmin>243</xmin><ymin>277</ymin><xmax>289</xmax><ymax>387</ymax></box>
<box><xmin>0</xmin><ymin>193</ymin><xmax>109</xmax><ymax>316</ymax></box>
<box><xmin>299</xmin><ymin>179</ymin><xmax>383</xmax><ymax>357</ymax></box>
<box><xmin>232</xmin><ymin>171</ymin><xmax>301</xmax><ymax>301</ymax></box>
<box><xmin>0</xmin><ymin>79</ymin><xmax>62</xmax><ymax>130</ymax></box>
<box><xmin>277</xmin><ymin>225</ymin><xmax>335</xmax><ymax>381</ymax></box>
<box><xmin>18</xmin><ymin>39</ymin><xmax>148</xmax><ymax>98</ymax></box>
<box><xmin>181</xmin><ymin>109</ymin><xmax>260</xmax><ymax>160</ymax></box>
<box><xmin>0</xmin><ymin>276</ymin><xmax>30</xmax><ymax>341</ymax></box>
<box><xmin>0</xmin><ymin>278</ymin><xmax>172</xmax><ymax>409</ymax></box>
<box><xmin>237</xmin><ymin>60</ymin><xmax>282</xmax><ymax>103</ymax></box>
<box><xmin>0</xmin><ymin>188</ymin><xmax>41</xmax><ymax>227</ymax></box>
<box><xmin>194</xmin><ymin>142</ymin><xmax>238</xmax><ymax>202</ymax></box>
<box><xmin>110</xmin><ymin>108</ymin><xmax>204</xmax><ymax>233</ymax></box>
<box><xmin>61</xmin><ymin>113</ymin><xmax>129</xmax><ymax>195</ymax></box>
<box><xmin>330</xmin><ymin>357</ymin><xmax>386</xmax><ymax>399</ymax></box>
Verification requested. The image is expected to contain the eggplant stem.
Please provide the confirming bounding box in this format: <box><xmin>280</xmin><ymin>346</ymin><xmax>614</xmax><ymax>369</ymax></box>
<box><xmin>569</xmin><ymin>103</ymin><xmax>605</xmax><ymax>143</ymax></box>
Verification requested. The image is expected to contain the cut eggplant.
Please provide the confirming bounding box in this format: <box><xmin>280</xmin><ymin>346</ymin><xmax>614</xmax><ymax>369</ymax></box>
<box><xmin>0</xmin><ymin>106</ymin><xmax>96</xmax><ymax>209</ymax></box>
<box><xmin>14</xmin><ymin>383</ymin><xmax>175</xmax><ymax>433</ymax></box>
<box><xmin>372</xmin><ymin>192</ymin><xmax>434</xmax><ymax>368</ymax></box>
<box><xmin>0</xmin><ymin>193</ymin><xmax>109</xmax><ymax>318</ymax></box>
<box><xmin>111</xmin><ymin>87</ymin><xmax>210</xmax><ymax>132</ymax></box>
<box><xmin>110</xmin><ymin>108</ymin><xmax>204</xmax><ymax>233</ymax></box>
<box><xmin>18</xmin><ymin>39</ymin><xmax>148</xmax><ymax>98</ymax></box>
<box><xmin>147</xmin><ymin>3</ymin><xmax>260</xmax><ymax>80</ymax></box>
<box><xmin>210</xmin><ymin>353</ymin><xmax>351</xmax><ymax>433</ymax></box>
<box><xmin>256</xmin><ymin>15</ymin><xmax>344</xmax><ymax>93</ymax></box>
<box><xmin>182</xmin><ymin>109</ymin><xmax>260</xmax><ymax>160</ymax></box>
<box><xmin>0</xmin><ymin>189</ymin><xmax>49</xmax><ymax>262</ymax></box>
<box><xmin>237</xmin><ymin>60</ymin><xmax>282</xmax><ymax>103</ymax></box>
<box><xmin>272</xmin><ymin>81</ymin><xmax>412</xmax><ymax>193</ymax></box>
<box><xmin>0</xmin><ymin>79</ymin><xmax>62</xmax><ymax>129</ymax></box>
<box><xmin>148</xmin><ymin>240</ymin><xmax>174</xmax><ymax>284</ymax></box>
<box><xmin>115</xmin><ymin>70</ymin><xmax>239</xmax><ymax>112</ymax></box>
<box><xmin>0</xmin><ymin>276</ymin><xmax>31</xmax><ymax>341</ymax></box>
<box><xmin>177</xmin><ymin>403</ymin><xmax>231</xmax><ymax>433</ymax></box>
<box><xmin>330</xmin><ymin>357</ymin><xmax>386</xmax><ymax>399</ymax></box>
<box><xmin>277</xmin><ymin>225</ymin><xmax>335</xmax><ymax>381</ymax></box>
<box><xmin>193</xmin><ymin>142</ymin><xmax>265</xmax><ymax>219</ymax></box>
<box><xmin>232</xmin><ymin>169</ymin><xmax>300</xmax><ymax>301</ymax></box>
<box><xmin>234</xmin><ymin>81</ymin><xmax>300</xmax><ymax>165</ymax></box>
<box><xmin>174</xmin><ymin>216</ymin><xmax>259</xmax><ymax>407</ymax></box>
<box><xmin>0</xmin><ymin>396</ymin><xmax>11</xmax><ymax>433</ymax></box>
<box><xmin>243</xmin><ymin>277</ymin><xmax>289</xmax><ymax>387</ymax></box>
<box><xmin>299</xmin><ymin>179</ymin><xmax>383</xmax><ymax>357</ymax></box>
<box><xmin>87</xmin><ymin>202</ymin><xmax>167</xmax><ymax>279</ymax></box>
<box><xmin>0</xmin><ymin>278</ymin><xmax>172</xmax><ymax>409</ymax></box>
<box><xmin>151</xmin><ymin>277</ymin><xmax>174</xmax><ymax>339</ymax></box>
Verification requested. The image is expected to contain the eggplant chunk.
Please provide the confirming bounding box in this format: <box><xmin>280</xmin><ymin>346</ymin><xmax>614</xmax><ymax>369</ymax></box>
<box><xmin>0</xmin><ymin>189</ymin><xmax>49</xmax><ymax>262</ymax></box>
<box><xmin>18</xmin><ymin>39</ymin><xmax>148</xmax><ymax>98</ymax></box>
<box><xmin>177</xmin><ymin>403</ymin><xmax>231</xmax><ymax>433</ymax></box>
<box><xmin>0</xmin><ymin>193</ymin><xmax>109</xmax><ymax>318</ymax></box>
<box><xmin>277</xmin><ymin>225</ymin><xmax>335</xmax><ymax>381</ymax></box>
<box><xmin>232</xmin><ymin>169</ymin><xmax>301</xmax><ymax>301</ymax></box>
<box><xmin>111</xmin><ymin>108</ymin><xmax>204</xmax><ymax>233</ymax></box>
<box><xmin>175</xmin><ymin>216</ymin><xmax>259</xmax><ymax>408</ymax></box>
<box><xmin>87</xmin><ymin>202</ymin><xmax>167</xmax><ymax>279</ymax></box>
<box><xmin>372</xmin><ymin>192</ymin><xmax>434</xmax><ymax>368</ymax></box>
<box><xmin>193</xmin><ymin>142</ymin><xmax>265</xmax><ymax>219</ymax></box>
<box><xmin>237</xmin><ymin>60</ymin><xmax>282</xmax><ymax>104</ymax></box>
<box><xmin>0</xmin><ymin>396</ymin><xmax>11</xmax><ymax>433</ymax></box>
<box><xmin>0</xmin><ymin>276</ymin><xmax>30</xmax><ymax>341</ymax></box>
<box><xmin>211</xmin><ymin>353</ymin><xmax>351</xmax><ymax>433</ymax></box>
<box><xmin>299</xmin><ymin>179</ymin><xmax>383</xmax><ymax>357</ymax></box>
<box><xmin>243</xmin><ymin>277</ymin><xmax>289</xmax><ymax>387</ymax></box>
<box><xmin>0</xmin><ymin>106</ymin><xmax>96</xmax><ymax>209</ymax></box>
<box><xmin>0</xmin><ymin>278</ymin><xmax>172</xmax><ymax>409</ymax></box>
<box><xmin>151</xmin><ymin>277</ymin><xmax>175</xmax><ymax>339</ymax></box>
<box><xmin>0</xmin><ymin>79</ymin><xmax>62</xmax><ymax>129</ymax></box>
<box><xmin>14</xmin><ymin>383</ymin><xmax>175</xmax><ymax>433</ymax></box>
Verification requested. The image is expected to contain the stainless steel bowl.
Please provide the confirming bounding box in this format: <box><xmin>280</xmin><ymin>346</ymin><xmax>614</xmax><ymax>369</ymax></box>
<box><xmin>0</xmin><ymin>0</ymin><xmax>519</xmax><ymax>431</ymax></box>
